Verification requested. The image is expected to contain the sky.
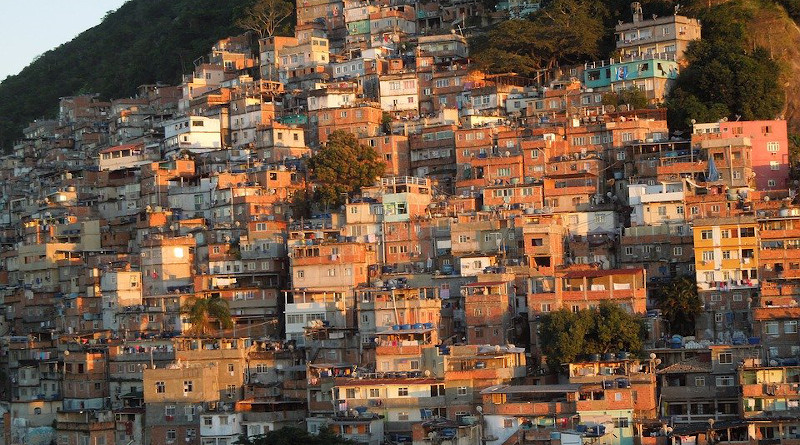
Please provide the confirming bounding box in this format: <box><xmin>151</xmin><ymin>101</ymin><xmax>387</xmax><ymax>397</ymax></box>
<box><xmin>0</xmin><ymin>0</ymin><xmax>128</xmax><ymax>80</ymax></box>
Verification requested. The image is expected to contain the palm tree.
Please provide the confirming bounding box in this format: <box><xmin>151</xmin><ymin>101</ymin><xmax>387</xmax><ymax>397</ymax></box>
<box><xmin>654</xmin><ymin>276</ymin><xmax>702</xmax><ymax>336</ymax></box>
<box><xmin>181</xmin><ymin>296</ymin><xmax>233</xmax><ymax>336</ymax></box>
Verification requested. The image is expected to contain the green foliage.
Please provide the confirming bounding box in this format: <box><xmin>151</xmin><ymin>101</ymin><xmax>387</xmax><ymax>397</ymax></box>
<box><xmin>235</xmin><ymin>0</ymin><xmax>295</xmax><ymax>39</ymax></box>
<box><xmin>235</xmin><ymin>426</ymin><xmax>354</xmax><ymax>445</ymax></box>
<box><xmin>777</xmin><ymin>0</ymin><xmax>800</xmax><ymax>21</ymax></box>
<box><xmin>0</xmin><ymin>0</ymin><xmax>255</xmax><ymax>151</ymax></box>
<box><xmin>308</xmin><ymin>130</ymin><xmax>385</xmax><ymax>208</ymax></box>
<box><xmin>665</xmin><ymin>2</ymin><xmax>785</xmax><ymax>131</ymax></box>
<box><xmin>602</xmin><ymin>87</ymin><xmax>650</xmax><ymax>110</ymax></box>
<box><xmin>653</xmin><ymin>276</ymin><xmax>702</xmax><ymax>336</ymax></box>
<box><xmin>539</xmin><ymin>302</ymin><xmax>645</xmax><ymax>370</ymax></box>
<box><xmin>472</xmin><ymin>0</ymin><xmax>604</xmax><ymax>75</ymax></box>
<box><xmin>181</xmin><ymin>295</ymin><xmax>234</xmax><ymax>336</ymax></box>
<box><xmin>790</xmin><ymin>133</ymin><xmax>800</xmax><ymax>166</ymax></box>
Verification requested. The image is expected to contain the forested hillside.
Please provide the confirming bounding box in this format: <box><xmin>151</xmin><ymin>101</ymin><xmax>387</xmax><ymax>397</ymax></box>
<box><xmin>0</xmin><ymin>0</ymin><xmax>256</xmax><ymax>150</ymax></box>
<box><xmin>1</xmin><ymin>0</ymin><xmax>799</xmax><ymax>151</ymax></box>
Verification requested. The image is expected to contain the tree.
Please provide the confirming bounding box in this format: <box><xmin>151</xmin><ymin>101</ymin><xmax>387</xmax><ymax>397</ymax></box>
<box><xmin>603</xmin><ymin>87</ymin><xmax>650</xmax><ymax>110</ymax></box>
<box><xmin>181</xmin><ymin>295</ymin><xmax>233</xmax><ymax>336</ymax></box>
<box><xmin>665</xmin><ymin>3</ymin><xmax>784</xmax><ymax>131</ymax></box>
<box><xmin>235</xmin><ymin>426</ymin><xmax>354</xmax><ymax>445</ymax></box>
<box><xmin>235</xmin><ymin>0</ymin><xmax>294</xmax><ymax>39</ymax></box>
<box><xmin>539</xmin><ymin>302</ymin><xmax>645</xmax><ymax>370</ymax></box>
<box><xmin>472</xmin><ymin>0</ymin><xmax>604</xmax><ymax>75</ymax></box>
<box><xmin>653</xmin><ymin>276</ymin><xmax>702</xmax><ymax>336</ymax></box>
<box><xmin>307</xmin><ymin>130</ymin><xmax>385</xmax><ymax>208</ymax></box>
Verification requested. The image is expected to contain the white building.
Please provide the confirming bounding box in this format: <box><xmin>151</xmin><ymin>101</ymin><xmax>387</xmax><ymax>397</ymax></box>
<box><xmin>200</xmin><ymin>412</ymin><xmax>243</xmax><ymax>445</ymax></box>
<box><xmin>163</xmin><ymin>116</ymin><xmax>222</xmax><ymax>157</ymax></box>
<box><xmin>379</xmin><ymin>74</ymin><xmax>419</xmax><ymax>113</ymax></box>
<box><xmin>98</xmin><ymin>144</ymin><xmax>150</xmax><ymax>171</ymax></box>
<box><xmin>627</xmin><ymin>181</ymin><xmax>686</xmax><ymax>226</ymax></box>
<box><xmin>100</xmin><ymin>270</ymin><xmax>143</xmax><ymax>331</ymax></box>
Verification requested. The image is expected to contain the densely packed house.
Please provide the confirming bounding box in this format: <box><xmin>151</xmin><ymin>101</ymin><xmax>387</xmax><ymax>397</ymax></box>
<box><xmin>0</xmin><ymin>2</ymin><xmax>798</xmax><ymax>445</ymax></box>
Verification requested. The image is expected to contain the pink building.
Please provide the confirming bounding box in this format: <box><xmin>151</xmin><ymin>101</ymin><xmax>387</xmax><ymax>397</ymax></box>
<box><xmin>694</xmin><ymin>120</ymin><xmax>789</xmax><ymax>190</ymax></box>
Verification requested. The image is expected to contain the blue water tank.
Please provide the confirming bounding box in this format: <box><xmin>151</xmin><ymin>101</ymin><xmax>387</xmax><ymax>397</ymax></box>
<box><xmin>423</xmin><ymin>322</ymin><xmax>434</xmax><ymax>329</ymax></box>
<box><xmin>401</xmin><ymin>324</ymin><xmax>411</xmax><ymax>330</ymax></box>
<box><xmin>412</xmin><ymin>323</ymin><xmax>423</xmax><ymax>329</ymax></box>
<box><xmin>392</xmin><ymin>324</ymin><xmax>401</xmax><ymax>331</ymax></box>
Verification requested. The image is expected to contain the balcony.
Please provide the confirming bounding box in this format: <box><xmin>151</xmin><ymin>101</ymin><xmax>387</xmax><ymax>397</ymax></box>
<box><xmin>660</xmin><ymin>385</ymin><xmax>739</xmax><ymax>400</ymax></box>
<box><xmin>375</xmin><ymin>344</ymin><xmax>422</xmax><ymax>356</ymax></box>
<box><xmin>347</xmin><ymin>395</ymin><xmax>446</xmax><ymax>409</ymax></box>
<box><xmin>445</xmin><ymin>367</ymin><xmax>519</xmax><ymax>381</ymax></box>
<box><xmin>484</xmin><ymin>401</ymin><xmax>576</xmax><ymax>416</ymax></box>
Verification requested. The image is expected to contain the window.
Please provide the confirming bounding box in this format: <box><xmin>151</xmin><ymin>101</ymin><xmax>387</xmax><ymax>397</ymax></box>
<box><xmin>700</xmin><ymin>230</ymin><xmax>713</xmax><ymax>240</ymax></box>
<box><xmin>625</xmin><ymin>247</ymin><xmax>634</xmax><ymax>256</ymax></box>
<box><xmin>769</xmin><ymin>179</ymin><xmax>777</xmax><ymax>187</ymax></box>
<box><xmin>614</xmin><ymin>418</ymin><xmax>630</xmax><ymax>428</ymax></box>
<box><xmin>541</xmin><ymin>303</ymin><xmax>551</xmax><ymax>312</ymax></box>
<box><xmin>398</xmin><ymin>387</ymin><xmax>409</xmax><ymax>397</ymax></box>
<box><xmin>765</xmin><ymin>322</ymin><xmax>780</xmax><ymax>335</ymax></box>
<box><xmin>398</xmin><ymin>412</ymin><xmax>409</xmax><ymax>421</ymax></box>
<box><xmin>204</xmin><ymin>417</ymin><xmax>213</xmax><ymax>426</ymax></box>
<box><xmin>165</xmin><ymin>406</ymin><xmax>176</xmax><ymax>417</ymax></box>
<box><xmin>716</xmin><ymin>376</ymin><xmax>734</xmax><ymax>386</ymax></box>
<box><xmin>718</xmin><ymin>353</ymin><xmax>733</xmax><ymax>365</ymax></box>
<box><xmin>695</xmin><ymin>377</ymin><xmax>705</xmax><ymax>387</ymax></box>
<box><xmin>770</xmin><ymin>161</ymin><xmax>780</xmax><ymax>171</ymax></box>
<box><xmin>183</xmin><ymin>381</ymin><xmax>193</xmax><ymax>393</ymax></box>
<box><xmin>369</xmin><ymin>388</ymin><xmax>381</xmax><ymax>398</ymax></box>
<box><xmin>702</xmin><ymin>251</ymin><xmax>714</xmax><ymax>262</ymax></box>
<box><xmin>457</xmin><ymin>386</ymin><xmax>468</xmax><ymax>396</ymax></box>
<box><xmin>673</xmin><ymin>247</ymin><xmax>682</xmax><ymax>256</ymax></box>
<box><xmin>785</xmin><ymin>321</ymin><xmax>798</xmax><ymax>334</ymax></box>
<box><xmin>767</xmin><ymin>142</ymin><xmax>780</xmax><ymax>153</ymax></box>
<box><xmin>166</xmin><ymin>430</ymin><xmax>177</xmax><ymax>442</ymax></box>
<box><xmin>156</xmin><ymin>381</ymin><xmax>165</xmax><ymax>393</ymax></box>
<box><xmin>740</xmin><ymin>227</ymin><xmax>755</xmax><ymax>237</ymax></box>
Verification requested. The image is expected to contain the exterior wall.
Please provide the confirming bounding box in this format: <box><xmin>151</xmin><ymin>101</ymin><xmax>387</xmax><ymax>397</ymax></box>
<box><xmin>380</xmin><ymin>75</ymin><xmax>419</xmax><ymax>113</ymax></box>
<box><xmin>163</xmin><ymin>116</ymin><xmax>222</xmax><ymax>152</ymax></box>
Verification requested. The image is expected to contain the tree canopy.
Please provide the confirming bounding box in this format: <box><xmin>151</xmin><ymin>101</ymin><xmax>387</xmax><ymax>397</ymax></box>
<box><xmin>665</xmin><ymin>3</ymin><xmax>785</xmax><ymax>130</ymax></box>
<box><xmin>181</xmin><ymin>295</ymin><xmax>234</xmax><ymax>336</ymax></box>
<box><xmin>538</xmin><ymin>302</ymin><xmax>645</xmax><ymax>370</ymax></box>
<box><xmin>472</xmin><ymin>0</ymin><xmax>605</xmax><ymax>75</ymax></box>
<box><xmin>307</xmin><ymin>130</ymin><xmax>386</xmax><ymax>208</ymax></box>
<box><xmin>603</xmin><ymin>87</ymin><xmax>650</xmax><ymax>111</ymax></box>
<box><xmin>653</xmin><ymin>276</ymin><xmax>702</xmax><ymax>336</ymax></box>
<box><xmin>235</xmin><ymin>0</ymin><xmax>295</xmax><ymax>39</ymax></box>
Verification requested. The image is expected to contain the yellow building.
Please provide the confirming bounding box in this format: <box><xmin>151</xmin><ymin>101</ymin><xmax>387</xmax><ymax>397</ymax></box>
<box><xmin>693</xmin><ymin>216</ymin><xmax>759</xmax><ymax>340</ymax></box>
